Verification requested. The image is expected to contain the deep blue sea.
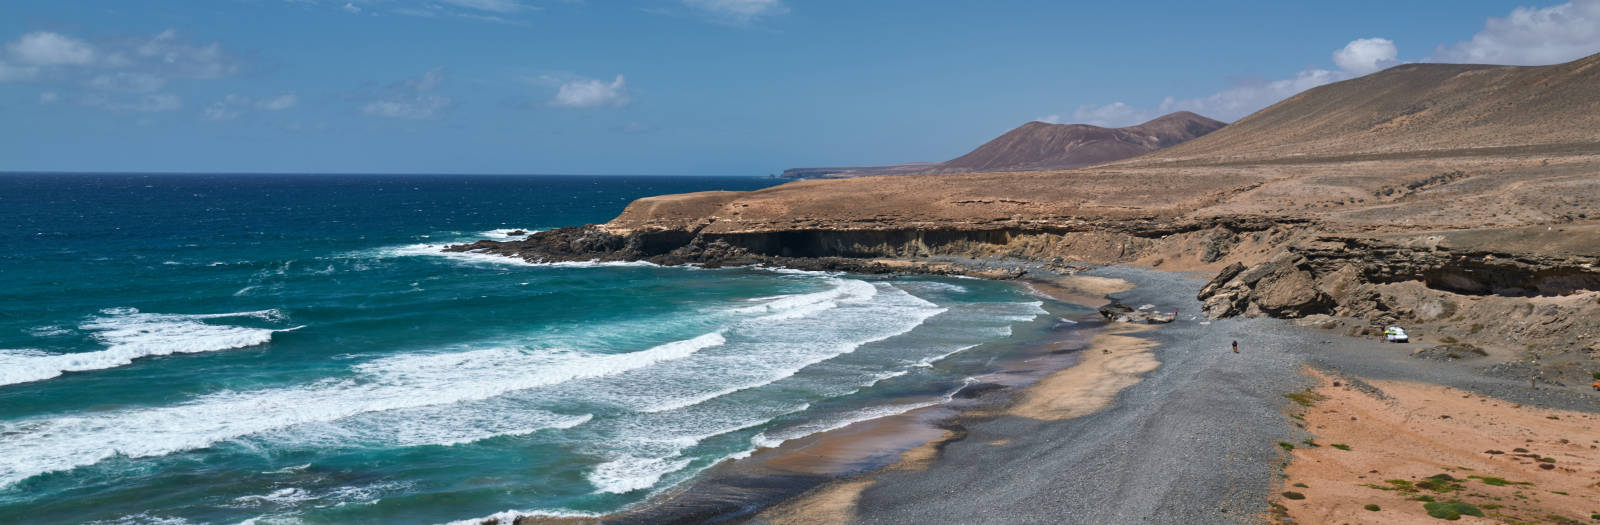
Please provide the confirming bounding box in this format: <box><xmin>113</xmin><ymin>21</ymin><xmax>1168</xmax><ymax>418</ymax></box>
<box><xmin>0</xmin><ymin>174</ymin><xmax>1077</xmax><ymax>524</ymax></box>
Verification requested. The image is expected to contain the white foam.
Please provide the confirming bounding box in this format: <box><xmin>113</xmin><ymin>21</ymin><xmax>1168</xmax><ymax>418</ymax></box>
<box><xmin>231</xmin><ymin>480</ymin><xmax>413</xmax><ymax>510</ymax></box>
<box><xmin>372</xmin><ymin>243</ymin><xmax>660</xmax><ymax>269</ymax></box>
<box><xmin>0</xmin><ymin>332</ymin><xmax>723</xmax><ymax>488</ymax></box>
<box><xmin>553</xmin><ymin>283</ymin><xmax>951</xmax><ymax>499</ymax></box>
<box><xmin>997</xmin><ymin>300</ymin><xmax>1048</xmax><ymax>321</ymax></box>
<box><xmin>751</xmin><ymin>400</ymin><xmax>939</xmax><ymax>449</ymax></box>
<box><xmin>733</xmin><ymin>278</ymin><xmax>876</xmax><ymax>319</ymax></box>
<box><xmin>233</xmin><ymin>487</ymin><xmax>316</xmax><ymax>506</ymax></box>
<box><xmin>913</xmin><ymin>343</ymin><xmax>982</xmax><ymax>368</ymax></box>
<box><xmin>751</xmin><ymin>380</ymin><xmax>972</xmax><ymax>449</ymax></box>
<box><xmin>909</xmin><ymin>281</ymin><xmax>970</xmax><ymax>294</ymax></box>
<box><xmin>376</xmin><ymin>243</ymin><xmax>539</xmax><ymax>267</ymax></box>
<box><xmin>587</xmin><ymin>454</ymin><xmax>695</xmax><ymax>494</ymax></box>
<box><xmin>476</xmin><ymin>228</ymin><xmax>544</xmax><ymax>239</ymax></box>
<box><xmin>85</xmin><ymin>512</ymin><xmax>195</xmax><ymax>525</ymax></box>
<box><xmin>750</xmin><ymin>265</ymin><xmax>844</xmax><ymax>277</ymax></box>
<box><xmin>0</xmin><ymin>309</ymin><xmax>291</xmax><ymax>387</ymax></box>
<box><xmin>444</xmin><ymin>508</ymin><xmax>604</xmax><ymax>525</ymax></box>
<box><xmin>27</xmin><ymin>325</ymin><xmax>73</xmax><ymax>337</ymax></box>
<box><xmin>614</xmin><ymin>282</ymin><xmax>941</xmax><ymax>416</ymax></box>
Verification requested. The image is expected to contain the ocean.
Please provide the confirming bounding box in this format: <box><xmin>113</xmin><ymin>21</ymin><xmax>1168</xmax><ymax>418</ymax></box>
<box><xmin>0</xmin><ymin>174</ymin><xmax>1080</xmax><ymax>524</ymax></box>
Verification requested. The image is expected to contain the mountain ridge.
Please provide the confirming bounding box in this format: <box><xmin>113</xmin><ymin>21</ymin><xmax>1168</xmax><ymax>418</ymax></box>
<box><xmin>780</xmin><ymin>111</ymin><xmax>1225</xmax><ymax>179</ymax></box>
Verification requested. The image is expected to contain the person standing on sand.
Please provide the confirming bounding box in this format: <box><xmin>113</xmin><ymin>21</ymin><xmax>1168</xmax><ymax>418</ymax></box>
<box><xmin>1232</xmin><ymin>340</ymin><xmax>1238</xmax><ymax>353</ymax></box>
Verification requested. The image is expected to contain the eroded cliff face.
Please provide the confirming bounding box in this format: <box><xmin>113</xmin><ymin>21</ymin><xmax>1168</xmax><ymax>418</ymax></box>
<box><xmin>1195</xmin><ymin>232</ymin><xmax>1600</xmax><ymax>384</ymax></box>
<box><xmin>445</xmin><ymin>215</ymin><xmax>1294</xmax><ymax>272</ymax></box>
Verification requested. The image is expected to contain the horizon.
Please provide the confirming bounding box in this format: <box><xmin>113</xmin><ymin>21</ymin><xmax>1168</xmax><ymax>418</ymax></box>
<box><xmin>0</xmin><ymin>170</ymin><xmax>777</xmax><ymax>177</ymax></box>
<box><xmin>3</xmin><ymin>1</ymin><xmax>1598</xmax><ymax>175</ymax></box>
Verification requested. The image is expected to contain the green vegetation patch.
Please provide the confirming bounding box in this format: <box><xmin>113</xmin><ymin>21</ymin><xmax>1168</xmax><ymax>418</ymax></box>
<box><xmin>1468</xmin><ymin>475</ymin><xmax>1531</xmax><ymax>487</ymax></box>
<box><xmin>1416</xmin><ymin>473</ymin><xmax>1463</xmax><ymax>493</ymax></box>
<box><xmin>1281</xmin><ymin>491</ymin><xmax>1306</xmax><ymax>500</ymax></box>
<box><xmin>1278</xmin><ymin>441</ymin><xmax>1295</xmax><ymax>451</ymax></box>
<box><xmin>1364</xmin><ymin>504</ymin><xmax>1381</xmax><ymax>512</ymax></box>
<box><xmin>1378</xmin><ymin>479</ymin><xmax>1417</xmax><ymax>492</ymax></box>
<box><xmin>1424</xmin><ymin>501</ymin><xmax>1484</xmax><ymax>520</ymax></box>
<box><xmin>1330</xmin><ymin>443</ymin><xmax>1351</xmax><ymax>451</ymax></box>
<box><xmin>1300</xmin><ymin>439</ymin><xmax>1321</xmax><ymax>448</ymax></box>
<box><xmin>1292</xmin><ymin>483</ymin><xmax>1309</xmax><ymax>488</ymax></box>
<box><xmin>1283</xmin><ymin>390</ymin><xmax>1324</xmax><ymax>407</ymax></box>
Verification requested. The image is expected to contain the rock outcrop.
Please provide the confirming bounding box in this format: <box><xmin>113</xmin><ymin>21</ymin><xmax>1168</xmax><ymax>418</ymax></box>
<box><xmin>1197</xmin><ymin>254</ymin><xmax>1333</xmax><ymax>318</ymax></box>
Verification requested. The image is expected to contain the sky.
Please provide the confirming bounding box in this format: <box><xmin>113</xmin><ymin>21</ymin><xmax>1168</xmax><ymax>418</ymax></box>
<box><xmin>1</xmin><ymin>0</ymin><xmax>1598</xmax><ymax>175</ymax></box>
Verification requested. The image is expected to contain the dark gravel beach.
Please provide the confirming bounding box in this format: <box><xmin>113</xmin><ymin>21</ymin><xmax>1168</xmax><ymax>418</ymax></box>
<box><xmin>846</xmin><ymin>266</ymin><xmax>1311</xmax><ymax>524</ymax></box>
<box><xmin>837</xmin><ymin>265</ymin><xmax>1600</xmax><ymax>524</ymax></box>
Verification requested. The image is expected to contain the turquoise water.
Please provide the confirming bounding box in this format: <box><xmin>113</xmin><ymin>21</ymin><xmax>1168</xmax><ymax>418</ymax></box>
<box><xmin>0</xmin><ymin>174</ymin><xmax>1078</xmax><ymax>524</ymax></box>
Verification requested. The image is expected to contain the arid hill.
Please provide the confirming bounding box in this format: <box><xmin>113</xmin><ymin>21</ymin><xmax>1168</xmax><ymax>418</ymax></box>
<box><xmin>931</xmin><ymin>111</ymin><xmax>1225</xmax><ymax>173</ymax></box>
<box><xmin>457</xmin><ymin>53</ymin><xmax>1600</xmax><ymax>384</ymax></box>
<box><xmin>1120</xmin><ymin>55</ymin><xmax>1600</xmax><ymax>166</ymax></box>
<box><xmin>780</xmin><ymin>112</ymin><xmax>1224</xmax><ymax>178</ymax></box>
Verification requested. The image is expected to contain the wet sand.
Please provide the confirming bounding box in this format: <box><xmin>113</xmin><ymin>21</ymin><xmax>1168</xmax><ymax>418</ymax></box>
<box><xmin>1009</xmin><ymin>322</ymin><xmax>1161</xmax><ymax>421</ymax></box>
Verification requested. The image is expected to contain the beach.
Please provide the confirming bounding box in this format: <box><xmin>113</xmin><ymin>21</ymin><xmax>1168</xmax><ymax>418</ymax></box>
<box><xmin>546</xmin><ymin>264</ymin><xmax>1600</xmax><ymax>525</ymax></box>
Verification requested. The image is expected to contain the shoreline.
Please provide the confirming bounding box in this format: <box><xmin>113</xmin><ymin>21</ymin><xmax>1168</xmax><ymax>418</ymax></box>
<box><xmin>479</xmin><ymin>264</ymin><xmax>1129</xmax><ymax>525</ymax></box>
<box><xmin>478</xmin><ymin>261</ymin><xmax>1600</xmax><ymax>525</ymax></box>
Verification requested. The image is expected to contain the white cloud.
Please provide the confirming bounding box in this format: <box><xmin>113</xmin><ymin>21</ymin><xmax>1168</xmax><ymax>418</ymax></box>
<box><xmin>127</xmin><ymin>29</ymin><xmax>239</xmax><ymax>79</ymax></box>
<box><xmin>205</xmin><ymin>94</ymin><xmax>250</xmax><ymax>120</ymax></box>
<box><xmin>1333</xmin><ymin>37</ymin><xmax>1398</xmax><ymax>75</ymax></box>
<box><xmin>342</xmin><ymin>2</ymin><xmax>362</xmax><ymax>13</ymax></box>
<box><xmin>1040</xmin><ymin>102</ymin><xmax>1141</xmax><ymax>127</ymax></box>
<box><xmin>682</xmin><ymin>0</ymin><xmax>787</xmax><ymax>24</ymax></box>
<box><xmin>1059</xmin><ymin>68</ymin><xmax>1349</xmax><ymax>127</ymax></box>
<box><xmin>84</xmin><ymin>92</ymin><xmax>182</xmax><ymax>113</ymax></box>
<box><xmin>0</xmin><ymin>61</ymin><xmax>38</xmax><ymax>82</ymax></box>
<box><xmin>1156</xmin><ymin>68</ymin><xmax>1347</xmax><ymax>121</ymax></box>
<box><xmin>257</xmin><ymin>93</ymin><xmax>299</xmax><ymax>111</ymax></box>
<box><xmin>550</xmin><ymin>74</ymin><xmax>629</xmax><ymax>108</ymax></box>
<box><xmin>39</xmin><ymin>91</ymin><xmax>58</xmax><ymax>104</ymax></box>
<box><xmin>203</xmin><ymin>93</ymin><xmax>298</xmax><ymax>120</ymax></box>
<box><xmin>362</xmin><ymin>96</ymin><xmax>451</xmax><ymax>119</ymax></box>
<box><xmin>1434</xmin><ymin>0</ymin><xmax>1600</xmax><ymax>65</ymax></box>
<box><xmin>7</xmin><ymin>32</ymin><xmax>97</xmax><ymax>66</ymax></box>
<box><xmin>362</xmin><ymin>69</ymin><xmax>453</xmax><ymax>119</ymax></box>
<box><xmin>437</xmin><ymin>0</ymin><xmax>525</xmax><ymax>13</ymax></box>
<box><xmin>89</xmin><ymin>72</ymin><xmax>167</xmax><ymax>93</ymax></box>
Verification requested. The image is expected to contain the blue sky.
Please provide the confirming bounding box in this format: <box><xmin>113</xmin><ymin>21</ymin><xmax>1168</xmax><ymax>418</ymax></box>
<box><xmin>2</xmin><ymin>0</ymin><xmax>1597</xmax><ymax>175</ymax></box>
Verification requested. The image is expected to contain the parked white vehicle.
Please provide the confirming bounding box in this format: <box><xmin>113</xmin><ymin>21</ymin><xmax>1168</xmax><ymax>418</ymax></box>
<box><xmin>1384</xmin><ymin>326</ymin><xmax>1409</xmax><ymax>343</ymax></box>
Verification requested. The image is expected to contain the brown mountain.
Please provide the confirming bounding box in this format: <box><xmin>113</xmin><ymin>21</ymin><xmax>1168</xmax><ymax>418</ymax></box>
<box><xmin>1121</xmin><ymin>55</ymin><xmax>1600</xmax><ymax>166</ymax></box>
<box><xmin>929</xmin><ymin>111</ymin><xmax>1225</xmax><ymax>173</ymax></box>
<box><xmin>780</xmin><ymin>111</ymin><xmax>1224</xmax><ymax>178</ymax></box>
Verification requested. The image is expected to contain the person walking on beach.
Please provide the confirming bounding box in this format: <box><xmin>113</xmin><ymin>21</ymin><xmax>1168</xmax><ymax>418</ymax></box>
<box><xmin>1232</xmin><ymin>340</ymin><xmax>1238</xmax><ymax>353</ymax></box>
